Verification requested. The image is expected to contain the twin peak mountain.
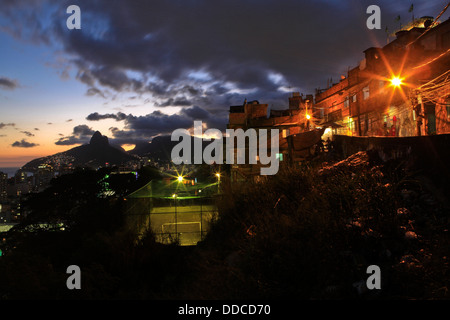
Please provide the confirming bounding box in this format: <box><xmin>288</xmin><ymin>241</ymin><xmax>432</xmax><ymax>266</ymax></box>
<box><xmin>23</xmin><ymin>131</ymin><xmax>135</xmax><ymax>170</ymax></box>
<box><xmin>23</xmin><ymin>131</ymin><xmax>207</xmax><ymax>170</ymax></box>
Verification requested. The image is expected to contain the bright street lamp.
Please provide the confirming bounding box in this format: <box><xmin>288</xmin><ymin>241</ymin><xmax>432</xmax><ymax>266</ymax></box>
<box><xmin>390</xmin><ymin>76</ymin><xmax>404</xmax><ymax>87</ymax></box>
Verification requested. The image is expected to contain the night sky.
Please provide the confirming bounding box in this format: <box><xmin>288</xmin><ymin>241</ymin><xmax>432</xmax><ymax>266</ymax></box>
<box><xmin>1</xmin><ymin>0</ymin><xmax>448</xmax><ymax>166</ymax></box>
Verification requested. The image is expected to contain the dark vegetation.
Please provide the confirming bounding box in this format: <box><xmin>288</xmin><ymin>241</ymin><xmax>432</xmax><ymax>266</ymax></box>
<box><xmin>1</xmin><ymin>151</ymin><xmax>449</xmax><ymax>299</ymax></box>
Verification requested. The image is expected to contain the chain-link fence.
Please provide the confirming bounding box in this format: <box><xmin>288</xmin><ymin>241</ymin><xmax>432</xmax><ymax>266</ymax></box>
<box><xmin>125</xmin><ymin>178</ymin><xmax>219</xmax><ymax>246</ymax></box>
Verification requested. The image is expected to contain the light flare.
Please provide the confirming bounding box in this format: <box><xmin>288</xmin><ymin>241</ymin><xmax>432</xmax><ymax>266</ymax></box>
<box><xmin>390</xmin><ymin>76</ymin><xmax>404</xmax><ymax>87</ymax></box>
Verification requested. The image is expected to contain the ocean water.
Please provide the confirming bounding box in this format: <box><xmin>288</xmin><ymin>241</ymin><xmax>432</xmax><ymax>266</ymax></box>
<box><xmin>0</xmin><ymin>167</ymin><xmax>21</xmax><ymax>178</ymax></box>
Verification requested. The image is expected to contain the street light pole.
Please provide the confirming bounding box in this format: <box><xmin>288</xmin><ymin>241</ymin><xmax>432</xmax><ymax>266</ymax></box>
<box><xmin>173</xmin><ymin>193</ymin><xmax>178</xmax><ymax>243</ymax></box>
<box><xmin>215</xmin><ymin>173</ymin><xmax>221</xmax><ymax>193</ymax></box>
<box><xmin>305</xmin><ymin>100</ymin><xmax>310</xmax><ymax>131</ymax></box>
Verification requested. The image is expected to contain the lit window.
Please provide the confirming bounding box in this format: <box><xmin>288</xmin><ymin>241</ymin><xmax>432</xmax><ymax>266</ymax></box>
<box><xmin>363</xmin><ymin>86</ymin><xmax>370</xmax><ymax>100</ymax></box>
<box><xmin>344</xmin><ymin>96</ymin><xmax>349</xmax><ymax>108</ymax></box>
<box><xmin>352</xmin><ymin>94</ymin><xmax>357</xmax><ymax>102</ymax></box>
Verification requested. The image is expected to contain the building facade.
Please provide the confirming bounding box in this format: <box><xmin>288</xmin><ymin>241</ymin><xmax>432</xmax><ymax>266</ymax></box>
<box><xmin>227</xmin><ymin>94</ymin><xmax>322</xmax><ymax>181</ymax></box>
<box><xmin>0</xmin><ymin>172</ymin><xmax>7</xmax><ymax>203</ymax></box>
<box><xmin>315</xmin><ymin>17</ymin><xmax>450</xmax><ymax>137</ymax></box>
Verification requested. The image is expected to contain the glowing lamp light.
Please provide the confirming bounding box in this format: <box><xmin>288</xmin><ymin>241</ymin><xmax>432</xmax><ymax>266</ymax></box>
<box><xmin>177</xmin><ymin>176</ymin><xmax>183</xmax><ymax>182</ymax></box>
<box><xmin>215</xmin><ymin>173</ymin><xmax>221</xmax><ymax>178</ymax></box>
<box><xmin>306</xmin><ymin>114</ymin><xmax>311</xmax><ymax>120</ymax></box>
<box><xmin>390</xmin><ymin>76</ymin><xmax>403</xmax><ymax>87</ymax></box>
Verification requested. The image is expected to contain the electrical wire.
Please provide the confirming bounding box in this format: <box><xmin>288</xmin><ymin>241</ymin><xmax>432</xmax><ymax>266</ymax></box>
<box><xmin>412</xmin><ymin>47</ymin><xmax>450</xmax><ymax>69</ymax></box>
<box><xmin>315</xmin><ymin>1</ymin><xmax>450</xmax><ymax>112</ymax></box>
<box><xmin>416</xmin><ymin>69</ymin><xmax>450</xmax><ymax>104</ymax></box>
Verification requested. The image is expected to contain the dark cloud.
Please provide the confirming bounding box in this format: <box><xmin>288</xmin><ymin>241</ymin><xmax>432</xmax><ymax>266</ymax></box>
<box><xmin>20</xmin><ymin>130</ymin><xmax>35</xmax><ymax>137</ymax></box>
<box><xmin>55</xmin><ymin>135</ymin><xmax>85</xmax><ymax>146</ymax></box>
<box><xmin>50</xmin><ymin>0</ymin><xmax>401</xmax><ymax>96</ymax></box>
<box><xmin>86</xmin><ymin>111</ymin><xmax>127</xmax><ymax>121</ymax></box>
<box><xmin>4</xmin><ymin>2</ymin><xmax>449</xmax><ymax>96</ymax></box>
<box><xmin>72</xmin><ymin>124</ymin><xmax>95</xmax><ymax>136</ymax></box>
<box><xmin>12</xmin><ymin>139</ymin><xmax>39</xmax><ymax>148</ymax></box>
<box><xmin>90</xmin><ymin>106</ymin><xmax>228</xmax><ymax>145</ymax></box>
<box><xmin>0</xmin><ymin>77</ymin><xmax>19</xmax><ymax>90</ymax></box>
<box><xmin>0</xmin><ymin>123</ymin><xmax>15</xmax><ymax>129</ymax></box>
<box><xmin>76</xmin><ymin>70</ymin><xmax>95</xmax><ymax>86</ymax></box>
<box><xmin>155</xmin><ymin>97</ymin><xmax>192</xmax><ymax>107</ymax></box>
<box><xmin>55</xmin><ymin>124</ymin><xmax>95</xmax><ymax>145</ymax></box>
<box><xmin>85</xmin><ymin>87</ymin><xmax>106</xmax><ymax>98</ymax></box>
<box><xmin>180</xmin><ymin>105</ymin><xmax>210</xmax><ymax>120</ymax></box>
<box><xmin>90</xmin><ymin>66</ymin><xmax>144</xmax><ymax>92</ymax></box>
<box><xmin>124</xmin><ymin>111</ymin><xmax>193</xmax><ymax>136</ymax></box>
<box><xmin>0</xmin><ymin>0</ymin><xmax>53</xmax><ymax>45</ymax></box>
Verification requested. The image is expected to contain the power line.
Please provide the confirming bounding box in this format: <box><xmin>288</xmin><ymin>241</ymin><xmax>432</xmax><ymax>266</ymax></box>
<box><xmin>412</xmin><ymin>47</ymin><xmax>450</xmax><ymax>69</ymax></box>
<box><xmin>415</xmin><ymin>69</ymin><xmax>450</xmax><ymax>104</ymax></box>
<box><xmin>416</xmin><ymin>69</ymin><xmax>450</xmax><ymax>91</ymax></box>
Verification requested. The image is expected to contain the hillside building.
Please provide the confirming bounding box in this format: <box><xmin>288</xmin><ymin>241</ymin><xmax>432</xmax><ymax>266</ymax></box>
<box><xmin>227</xmin><ymin>95</ymin><xmax>323</xmax><ymax>181</ymax></box>
<box><xmin>315</xmin><ymin>17</ymin><xmax>450</xmax><ymax>137</ymax></box>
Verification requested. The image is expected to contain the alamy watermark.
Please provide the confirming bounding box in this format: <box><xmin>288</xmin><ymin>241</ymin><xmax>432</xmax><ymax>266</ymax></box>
<box><xmin>366</xmin><ymin>5</ymin><xmax>381</xmax><ymax>30</ymax></box>
<box><xmin>171</xmin><ymin>121</ymin><xmax>280</xmax><ymax>175</ymax></box>
<box><xmin>66</xmin><ymin>5</ymin><xmax>81</xmax><ymax>30</ymax></box>
<box><xmin>66</xmin><ymin>265</ymin><xmax>81</xmax><ymax>289</ymax></box>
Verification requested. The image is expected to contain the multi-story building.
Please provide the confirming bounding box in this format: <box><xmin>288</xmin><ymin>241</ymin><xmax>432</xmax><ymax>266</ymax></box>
<box><xmin>0</xmin><ymin>171</ymin><xmax>7</xmax><ymax>203</ymax></box>
<box><xmin>227</xmin><ymin>94</ymin><xmax>324</xmax><ymax>181</ymax></box>
<box><xmin>316</xmin><ymin>17</ymin><xmax>450</xmax><ymax>137</ymax></box>
<box><xmin>32</xmin><ymin>164</ymin><xmax>54</xmax><ymax>192</ymax></box>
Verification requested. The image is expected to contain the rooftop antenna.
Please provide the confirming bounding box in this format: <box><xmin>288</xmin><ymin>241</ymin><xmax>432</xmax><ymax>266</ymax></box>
<box><xmin>409</xmin><ymin>3</ymin><xmax>414</xmax><ymax>23</ymax></box>
<box><xmin>395</xmin><ymin>15</ymin><xmax>402</xmax><ymax>31</ymax></box>
<box><xmin>385</xmin><ymin>25</ymin><xmax>390</xmax><ymax>44</ymax></box>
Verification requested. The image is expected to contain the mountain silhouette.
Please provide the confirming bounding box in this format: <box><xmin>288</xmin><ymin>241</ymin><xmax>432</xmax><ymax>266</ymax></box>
<box><xmin>129</xmin><ymin>135</ymin><xmax>177</xmax><ymax>160</ymax></box>
<box><xmin>22</xmin><ymin>132</ymin><xmax>224</xmax><ymax>171</ymax></box>
<box><xmin>90</xmin><ymin>131</ymin><xmax>110</xmax><ymax>146</ymax></box>
<box><xmin>23</xmin><ymin>131</ymin><xmax>138</xmax><ymax>171</ymax></box>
